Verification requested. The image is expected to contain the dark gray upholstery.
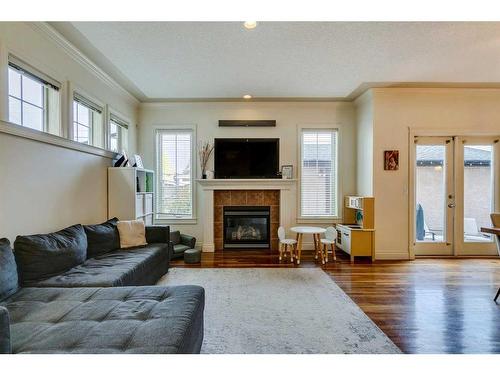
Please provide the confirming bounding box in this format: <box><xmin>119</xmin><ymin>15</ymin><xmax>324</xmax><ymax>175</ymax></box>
<box><xmin>83</xmin><ymin>218</ymin><xmax>120</xmax><ymax>258</ymax></box>
<box><xmin>25</xmin><ymin>244</ymin><xmax>169</xmax><ymax>288</ymax></box>
<box><xmin>14</xmin><ymin>225</ymin><xmax>87</xmax><ymax>284</ymax></box>
<box><xmin>0</xmin><ymin>306</ymin><xmax>10</xmax><ymax>354</ymax></box>
<box><xmin>180</xmin><ymin>234</ymin><xmax>196</xmax><ymax>249</ymax></box>
<box><xmin>170</xmin><ymin>231</ymin><xmax>181</xmax><ymax>245</ymax></box>
<box><xmin>170</xmin><ymin>231</ymin><xmax>196</xmax><ymax>259</ymax></box>
<box><xmin>173</xmin><ymin>244</ymin><xmax>191</xmax><ymax>255</ymax></box>
<box><xmin>1</xmin><ymin>285</ymin><xmax>204</xmax><ymax>354</ymax></box>
<box><xmin>184</xmin><ymin>249</ymin><xmax>201</xmax><ymax>264</ymax></box>
<box><xmin>0</xmin><ymin>239</ymin><xmax>19</xmax><ymax>301</ymax></box>
<box><xmin>146</xmin><ymin>226</ymin><xmax>171</xmax><ymax>244</ymax></box>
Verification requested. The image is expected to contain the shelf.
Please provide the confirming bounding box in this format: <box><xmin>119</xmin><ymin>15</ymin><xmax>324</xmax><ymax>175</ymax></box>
<box><xmin>196</xmin><ymin>178</ymin><xmax>297</xmax><ymax>190</ymax></box>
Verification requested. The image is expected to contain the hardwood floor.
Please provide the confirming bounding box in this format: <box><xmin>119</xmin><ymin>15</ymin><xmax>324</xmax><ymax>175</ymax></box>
<box><xmin>171</xmin><ymin>249</ymin><xmax>500</xmax><ymax>354</ymax></box>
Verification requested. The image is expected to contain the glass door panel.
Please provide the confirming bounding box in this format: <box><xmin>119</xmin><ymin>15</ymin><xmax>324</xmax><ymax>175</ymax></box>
<box><xmin>413</xmin><ymin>137</ymin><xmax>454</xmax><ymax>256</ymax></box>
<box><xmin>463</xmin><ymin>145</ymin><xmax>493</xmax><ymax>242</ymax></box>
<box><xmin>457</xmin><ymin>137</ymin><xmax>499</xmax><ymax>256</ymax></box>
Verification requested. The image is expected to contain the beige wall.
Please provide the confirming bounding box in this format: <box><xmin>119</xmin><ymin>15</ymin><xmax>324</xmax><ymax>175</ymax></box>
<box><xmin>0</xmin><ymin>22</ymin><xmax>139</xmax><ymax>154</ymax></box>
<box><xmin>0</xmin><ymin>22</ymin><xmax>138</xmax><ymax>241</ymax></box>
<box><xmin>372</xmin><ymin>88</ymin><xmax>500</xmax><ymax>259</ymax></box>
<box><xmin>138</xmin><ymin>101</ymin><xmax>356</xmax><ymax>243</ymax></box>
<box><xmin>0</xmin><ymin>129</ymin><xmax>111</xmax><ymax>242</ymax></box>
<box><xmin>354</xmin><ymin>90</ymin><xmax>373</xmax><ymax>196</ymax></box>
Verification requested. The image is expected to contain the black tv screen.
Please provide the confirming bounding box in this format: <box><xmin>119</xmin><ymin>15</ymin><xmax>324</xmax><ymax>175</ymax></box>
<box><xmin>214</xmin><ymin>138</ymin><xmax>279</xmax><ymax>179</ymax></box>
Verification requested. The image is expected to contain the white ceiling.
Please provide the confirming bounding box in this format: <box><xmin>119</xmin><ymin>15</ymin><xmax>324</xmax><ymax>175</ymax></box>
<box><xmin>51</xmin><ymin>22</ymin><xmax>500</xmax><ymax>101</ymax></box>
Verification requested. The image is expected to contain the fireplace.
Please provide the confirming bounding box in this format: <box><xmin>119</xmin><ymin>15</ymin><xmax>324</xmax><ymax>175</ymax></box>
<box><xmin>223</xmin><ymin>206</ymin><xmax>271</xmax><ymax>249</ymax></box>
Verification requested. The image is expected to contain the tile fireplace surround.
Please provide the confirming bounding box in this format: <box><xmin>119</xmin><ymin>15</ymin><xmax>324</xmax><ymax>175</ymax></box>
<box><xmin>197</xmin><ymin>179</ymin><xmax>297</xmax><ymax>252</ymax></box>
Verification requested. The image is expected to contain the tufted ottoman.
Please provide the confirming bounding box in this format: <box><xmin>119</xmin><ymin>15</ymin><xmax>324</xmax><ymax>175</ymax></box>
<box><xmin>184</xmin><ymin>249</ymin><xmax>201</xmax><ymax>264</ymax></box>
<box><xmin>0</xmin><ymin>285</ymin><xmax>205</xmax><ymax>354</ymax></box>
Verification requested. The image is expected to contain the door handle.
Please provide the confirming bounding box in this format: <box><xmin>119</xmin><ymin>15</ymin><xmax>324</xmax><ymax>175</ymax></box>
<box><xmin>448</xmin><ymin>203</ymin><xmax>456</xmax><ymax>208</ymax></box>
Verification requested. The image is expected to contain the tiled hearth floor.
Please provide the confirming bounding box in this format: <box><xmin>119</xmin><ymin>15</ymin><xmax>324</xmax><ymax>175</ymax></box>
<box><xmin>170</xmin><ymin>249</ymin><xmax>500</xmax><ymax>354</ymax></box>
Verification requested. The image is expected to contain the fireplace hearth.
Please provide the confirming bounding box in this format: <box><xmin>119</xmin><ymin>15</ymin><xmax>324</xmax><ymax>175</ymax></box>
<box><xmin>223</xmin><ymin>206</ymin><xmax>271</xmax><ymax>249</ymax></box>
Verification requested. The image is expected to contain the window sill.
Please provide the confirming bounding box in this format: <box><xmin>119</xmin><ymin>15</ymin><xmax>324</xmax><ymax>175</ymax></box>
<box><xmin>0</xmin><ymin>120</ymin><xmax>117</xmax><ymax>159</ymax></box>
<box><xmin>154</xmin><ymin>218</ymin><xmax>198</xmax><ymax>225</ymax></box>
<box><xmin>296</xmin><ymin>217</ymin><xmax>342</xmax><ymax>224</ymax></box>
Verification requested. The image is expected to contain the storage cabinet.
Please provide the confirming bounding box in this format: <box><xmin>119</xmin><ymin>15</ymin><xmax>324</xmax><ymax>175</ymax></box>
<box><xmin>108</xmin><ymin>167</ymin><xmax>155</xmax><ymax>223</ymax></box>
<box><xmin>336</xmin><ymin>196</ymin><xmax>375</xmax><ymax>263</ymax></box>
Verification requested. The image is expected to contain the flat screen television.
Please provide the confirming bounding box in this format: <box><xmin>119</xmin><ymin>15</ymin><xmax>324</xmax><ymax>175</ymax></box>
<box><xmin>214</xmin><ymin>138</ymin><xmax>279</xmax><ymax>179</ymax></box>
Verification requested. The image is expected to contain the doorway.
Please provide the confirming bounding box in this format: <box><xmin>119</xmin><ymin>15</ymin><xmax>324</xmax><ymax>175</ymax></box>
<box><xmin>411</xmin><ymin>135</ymin><xmax>499</xmax><ymax>256</ymax></box>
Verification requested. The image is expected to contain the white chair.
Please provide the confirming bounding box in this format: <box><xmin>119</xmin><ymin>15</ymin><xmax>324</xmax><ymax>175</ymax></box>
<box><xmin>320</xmin><ymin>226</ymin><xmax>336</xmax><ymax>263</ymax></box>
<box><xmin>277</xmin><ymin>226</ymin><xmax>297</xmax><ymax>262</ymax></box>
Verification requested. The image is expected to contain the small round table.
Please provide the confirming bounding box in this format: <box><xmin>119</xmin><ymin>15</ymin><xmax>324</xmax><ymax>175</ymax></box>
<box><xmin>290</xmin><ymin>226</ymin><xmax>327</xmax><ymax>265</ymax></box>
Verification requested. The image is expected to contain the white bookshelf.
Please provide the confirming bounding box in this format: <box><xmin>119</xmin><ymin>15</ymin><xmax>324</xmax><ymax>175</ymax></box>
<box><xmin>108</xmin><ymin>167</ymin><xmax>155</xmax><ymax>225</ymax></box>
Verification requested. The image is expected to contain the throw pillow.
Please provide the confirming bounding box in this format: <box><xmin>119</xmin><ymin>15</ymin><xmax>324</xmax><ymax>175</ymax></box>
<box><xmin>117</xmin><ymin>219</ymin><xmax>147</xmax><ymax>248</ymax></box>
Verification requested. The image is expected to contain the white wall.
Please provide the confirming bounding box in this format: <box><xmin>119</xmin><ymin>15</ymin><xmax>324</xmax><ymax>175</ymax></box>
<box><xmin>139</xmin><ymin>101</ymin><xmax>356</xmax><ymax>243</ymax></box>
<box><xmin>354</xmin><ymin>90</ymin><xmax>373</xmax><ymax>196</ymax></box>
<box><xmin>0</xmin><ymin>22</ymin><xmax>138</xmax><ymax>241</ymax></box>
<box><xmin>372</xmin><ymin>88</ymin><xmax>500</xmax><ymax>259</ymax></box>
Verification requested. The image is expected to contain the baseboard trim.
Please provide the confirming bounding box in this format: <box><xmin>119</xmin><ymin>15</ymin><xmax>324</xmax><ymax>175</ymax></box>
<box><xmin>374</xmin><ymin>252</ymin><xmax>411</xmax><ymax>260</ymax></box>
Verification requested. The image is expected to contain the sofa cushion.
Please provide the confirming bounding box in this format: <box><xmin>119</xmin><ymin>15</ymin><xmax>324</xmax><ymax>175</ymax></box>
<box><xmin>0</xmin><ymin>239</ymin><xmax>19</xmax><ymax>301</ymax></box>
<box><xmin>170</xmin><ymin>230</ymin><xmax>181</xmax><ymax>245</ymax></box>
<box><xmin>83</xmin><ymin>218</ymin><xmax>120</xmax><ymax>258</ymax></box>
<box><xmin>0</xmin><ymin>306</ymin><xmax>10</xmax><ymax>354</ymax></box>
<box><xmin>145</xmin><ymin>226</ymin><xmax>170</xmax><ymax>244</ymax></box>
<box><xmin>25</xmin><ymin>244</ymin><xmax>169</xmax><ymax>288</ymax></box>
<box><xmin>117</xmin><ymin>220</ymin><xmax>147</xmax><ymax>248</ymax></box>
<box><xmin>173</xmin><ymin>244</ymin><xmax>191</xmax><ymax>254</ymax></box>
<box><xmin>0</xmin><ymin>285</ymin><xmax>205</xmax><ymax>354</ymax></box>
<box><xmin>14</xmin><ymin>225</ymin><xmax>87</xmax><ymax>284</ymax></box>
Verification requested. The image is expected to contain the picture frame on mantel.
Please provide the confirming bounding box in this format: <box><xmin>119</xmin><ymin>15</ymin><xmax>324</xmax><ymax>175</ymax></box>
<box><xmin>281</xmin><ymin>165</ymin><xmax>293</xmax><ymax>179</ymax></box>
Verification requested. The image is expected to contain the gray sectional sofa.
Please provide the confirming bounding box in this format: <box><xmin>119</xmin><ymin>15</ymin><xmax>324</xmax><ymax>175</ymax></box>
<box><xmin>0</xmin><ymin>220</ymin><xmax>205</xmax><ymax>354</ymax></box>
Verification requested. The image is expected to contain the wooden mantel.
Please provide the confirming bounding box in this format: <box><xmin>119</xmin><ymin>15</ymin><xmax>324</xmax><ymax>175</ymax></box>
<box><xmin>196</xmin><ymin>178</ymin><xmax>297</xmax><ymax>190</ymax></box>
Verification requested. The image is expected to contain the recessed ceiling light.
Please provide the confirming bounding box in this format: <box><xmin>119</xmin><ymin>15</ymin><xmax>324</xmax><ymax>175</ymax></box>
<box><xmin>243</xmin><ymin>94</ymin><xmax>252</xmax><ymax>99</ymax></box>
<box><xmin>244</xmin><ymin>21</ymin><xmax>257</xmax><ymax>30</ymax></box>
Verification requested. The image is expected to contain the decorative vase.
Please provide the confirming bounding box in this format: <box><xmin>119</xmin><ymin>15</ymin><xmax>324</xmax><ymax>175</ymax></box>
<box><xmin>202</xmin><ymin>173</ymin><xmax>207</xmax><ymax>179</ymax></box>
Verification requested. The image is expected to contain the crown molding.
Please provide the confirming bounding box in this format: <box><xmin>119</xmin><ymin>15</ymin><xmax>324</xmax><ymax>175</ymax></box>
<box><xmin>28</xmin><ymin>22</ymin><xmax>139</xmax><ymax>105</ymax></box>
<box><xmin>140</xmin><ymin>97</ymin><xmax>351</xmax><ymax>106</ymax></box>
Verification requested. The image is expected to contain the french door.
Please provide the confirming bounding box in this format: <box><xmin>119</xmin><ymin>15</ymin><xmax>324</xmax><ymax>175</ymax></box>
<box><xmin>412</xmin><ymin>135</ymin><xmax>500</xmax><ymax>256</ymax></box>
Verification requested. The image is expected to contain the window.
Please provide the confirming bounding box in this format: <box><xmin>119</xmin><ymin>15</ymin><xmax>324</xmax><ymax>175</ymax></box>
<box><xmin>300</xmin><ymin>129</ymin><xmax>338</xmax><ymax>218</ymax></box>
<box><xmin>109</xmin><ymin>114</ymin><xmax>129</xmax><ymax>152</ymax></box>
<box><xmin>73</xmin><ymin>93</ymin><xmax>104</xmax><ymax>147</ymax></box>
<box><xmin>156</xmin><ymin>129</ymin><xmax>194</xmax><ymax>220</ymax></box>
<box><xmin>8</xmin><ymin>59</ymin><xmax>60</xmax><ymax>134</ymax></box>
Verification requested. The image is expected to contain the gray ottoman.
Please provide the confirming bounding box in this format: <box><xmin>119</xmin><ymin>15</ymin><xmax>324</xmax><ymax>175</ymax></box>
<box><xmin>184</xmin><ymin>248</ymin><xmax>201</xmax><ymax>264</ymax></box>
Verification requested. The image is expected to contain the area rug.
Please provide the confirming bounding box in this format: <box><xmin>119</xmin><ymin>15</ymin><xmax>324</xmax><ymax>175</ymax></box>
<box><xmin>158</xmin><ymin>268</ymin><xmax>401</xmax><ymax>354</ymax></box>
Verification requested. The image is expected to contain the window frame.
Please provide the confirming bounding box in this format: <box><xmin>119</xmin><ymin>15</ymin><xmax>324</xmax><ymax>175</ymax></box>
<box><xmin>1</xmin><ymin>54</ymin><xmax>117</xmax><ymax>159</ymax></box>
<box><xmin>107</xmin><ymin>109</ymin><xmax>130</xmax><ymax>153</ymax></box>
<box><xmin>71</xmin><ymin>90</ymin><xmax>105</xmax><ymax>148</ymax></box>
<box><xmin>7</xmin><ymin>61</ymin><xmax>59</xmax><ymax>133</ymax></box>
<box><xmin>154</xmin><ymin>125</ymin><xmax>197</xmax><ymax>224</ymax></box>
<box><xmin>297</xmin><ymin>125</ymin><xmax>341</xmax><ymax>222</ymax></box>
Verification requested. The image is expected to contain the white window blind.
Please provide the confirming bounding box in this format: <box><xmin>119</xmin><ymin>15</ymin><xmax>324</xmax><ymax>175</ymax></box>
<box><xmin>156</xmin><ymin>130</ymin><xmax>193</xmax><ymax>219</ymax></box>
<box><xmin>300</xmin><ymin>129</ymin><xmax>338</xmax><ymax>217</ymax></box>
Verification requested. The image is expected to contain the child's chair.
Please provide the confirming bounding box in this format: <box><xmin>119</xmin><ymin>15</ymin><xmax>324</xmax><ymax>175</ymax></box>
<box><xmin>277</xmin><ymin>226</ymin><xmax>297</xmax><ymax>262</ymax></box>
<box><xmin>320</xmin><ymin>226</ymin><xmax>336</xmax><ymax>263</ymax></box>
